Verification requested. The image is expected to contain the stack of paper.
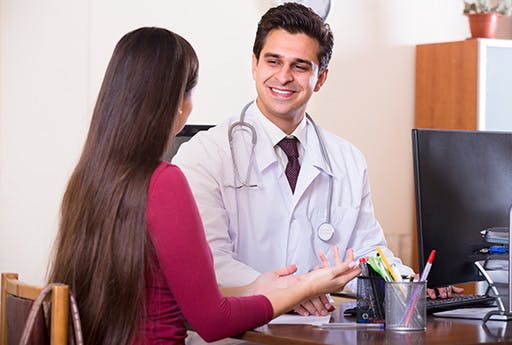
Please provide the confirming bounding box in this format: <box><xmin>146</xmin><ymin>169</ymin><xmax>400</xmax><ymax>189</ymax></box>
<box><xmin>481</xmin><ymin>227</ymin><xmax>509</xmax><ymax>244</ymax></box>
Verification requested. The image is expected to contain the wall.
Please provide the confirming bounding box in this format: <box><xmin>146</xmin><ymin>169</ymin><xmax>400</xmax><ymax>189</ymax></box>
<box><xmin>1</xmin><ymin>0</ymin><xmax>511</xmax><ymax>285</ymax></box>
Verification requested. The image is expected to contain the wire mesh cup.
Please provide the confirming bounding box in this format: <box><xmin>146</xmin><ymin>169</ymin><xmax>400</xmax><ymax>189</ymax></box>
<box><xmin>385</xmin><ymin>281</ymin><xmax>427</xmax><ymax>331</ymax></box>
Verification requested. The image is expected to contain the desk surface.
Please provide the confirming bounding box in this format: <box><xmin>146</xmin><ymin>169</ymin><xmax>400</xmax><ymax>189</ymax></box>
<box><xmin>240</xmin><ymin>299</ymin><xmax>512</xmax><ymax>345</ymax></box>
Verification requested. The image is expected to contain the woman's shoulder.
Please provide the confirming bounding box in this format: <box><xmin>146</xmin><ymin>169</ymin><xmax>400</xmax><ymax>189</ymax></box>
<box><xmin>150</xmin><ymin>161</ymin><xmax>188</xmax><ymax>189</ymax></box>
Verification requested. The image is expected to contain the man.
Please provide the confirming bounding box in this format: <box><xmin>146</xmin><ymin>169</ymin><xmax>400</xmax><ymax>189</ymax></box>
<box><xmin>173</xmin><ymin>3</ymin><xmax>456</xmax><ymax>317</ymax></box>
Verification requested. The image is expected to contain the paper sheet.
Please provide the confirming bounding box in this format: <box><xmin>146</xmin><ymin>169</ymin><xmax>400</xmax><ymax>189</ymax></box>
<box><xmin>268</xmin><ymin>313</ymin><xmax>331</xmax><ymax>325</ymax></box>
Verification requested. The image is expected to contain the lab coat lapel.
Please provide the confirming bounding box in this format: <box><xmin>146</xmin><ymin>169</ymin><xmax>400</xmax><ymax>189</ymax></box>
<box><xmin>249</xmin><ymin>115</ymin><xmax>294</xmax><ymax>213</ymax></box>
<box><xmin>292</xmin><ymin>121</ymin><xmax>333</xmax><ymax>204</ymax></box>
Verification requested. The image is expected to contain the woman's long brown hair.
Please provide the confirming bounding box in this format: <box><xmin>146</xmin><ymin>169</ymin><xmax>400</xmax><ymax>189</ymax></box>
<box><xmin>48</xmin><ymin>27</ymin><xmax>198</xmax><ymax>345</ymax></box>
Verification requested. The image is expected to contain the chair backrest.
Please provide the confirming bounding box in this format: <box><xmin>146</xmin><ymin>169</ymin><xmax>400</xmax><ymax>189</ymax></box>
<box><xmin>167</xmin><ymin>124</ymin><xmax>214</xmax><ymax>161</ymax></box>
<box><xmin>1</xmin><ymin>273</ymin><xmax>69</xmax><ymax>345</ymax></box>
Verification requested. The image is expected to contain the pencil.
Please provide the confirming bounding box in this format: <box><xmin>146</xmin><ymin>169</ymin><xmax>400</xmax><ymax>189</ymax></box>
<box><xmin>376</xmin><ymin>246</ymin><xmax>402</xmax><ymax>282</ymax></box>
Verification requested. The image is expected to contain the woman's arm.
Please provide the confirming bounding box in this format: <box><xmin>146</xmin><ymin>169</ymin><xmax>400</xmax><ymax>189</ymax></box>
<box><xmin>147</xmin><ymin>163</ymin><xmax>361</xmax><ymax>340</ymax></box>
<box><xmin>222</xmin><ymin>247</ymin><xmax>361</xmax><ymax>317</ymax></box>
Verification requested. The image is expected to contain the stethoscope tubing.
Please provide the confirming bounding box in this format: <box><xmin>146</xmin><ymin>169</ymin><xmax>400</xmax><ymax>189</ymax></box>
<box><xmin>228</xmin><ymin>100</ymin><xmax>335</xmax><ymax>241</ymax></box>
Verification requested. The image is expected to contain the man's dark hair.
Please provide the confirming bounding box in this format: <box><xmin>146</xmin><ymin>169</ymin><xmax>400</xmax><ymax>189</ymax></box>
<box><xmin>253</xmin><ymin>2</ymin><xmax>334</xmax><ymax>72</ymax></box>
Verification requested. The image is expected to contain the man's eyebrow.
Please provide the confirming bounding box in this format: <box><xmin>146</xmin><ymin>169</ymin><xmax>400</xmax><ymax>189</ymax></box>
<box><xmin>295</xmin><ymin>58</ymin><xmax>313</xmax><ymax>67</ymax></box>
<box><xmin>262</xmin><ymin>52</ymin><xmax>313</xmax><ymax>67</ymax></box>
<box><xmin>263</xmin><ymin>52</ymin><xmax>282</xmax><ymax>59</ymax></box>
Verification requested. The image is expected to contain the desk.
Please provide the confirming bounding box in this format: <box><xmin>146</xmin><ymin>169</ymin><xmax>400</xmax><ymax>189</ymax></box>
<box><xmin>239</xmin><ymin>299</ymin><xmax>512</xmax><ymax>345</ymax></box>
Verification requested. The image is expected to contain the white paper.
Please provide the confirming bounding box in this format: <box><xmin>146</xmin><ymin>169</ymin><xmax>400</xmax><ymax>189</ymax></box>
<box><xmin>268</xmin><ymin>313</ymin><xmax>331</xmax><ymax>325</ymax></box>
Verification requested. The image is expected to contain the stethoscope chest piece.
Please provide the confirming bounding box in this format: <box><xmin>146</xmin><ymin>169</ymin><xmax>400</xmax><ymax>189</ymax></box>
<box><xmin>318</xmin><ymin>223</ymin><xmax>335</xmax><ymax>241</ymax></box>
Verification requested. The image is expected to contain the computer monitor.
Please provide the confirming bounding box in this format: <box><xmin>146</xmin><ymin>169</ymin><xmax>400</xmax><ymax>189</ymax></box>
<box><xmin>412</xmin><ymin>129</ymin><xmax>512</xmax><ymax>288</ymax></box>
<box><xmin>166</xmin><ymin>124</ymin><xmax>214</xmax><ymax>161</ymax></box>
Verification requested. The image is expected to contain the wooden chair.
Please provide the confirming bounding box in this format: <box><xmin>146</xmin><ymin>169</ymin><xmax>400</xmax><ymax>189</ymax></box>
<box><xmin>1</xmin><ymin>273</ymin><xmax>69</xmax><ymax>345</ymax></box>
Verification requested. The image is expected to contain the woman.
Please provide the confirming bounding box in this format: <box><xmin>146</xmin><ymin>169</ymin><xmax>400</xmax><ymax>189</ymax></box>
<box><xmin>47</xmin><ymin>27</ymin><xmax>360</xmax><ymax>345</ymax></box>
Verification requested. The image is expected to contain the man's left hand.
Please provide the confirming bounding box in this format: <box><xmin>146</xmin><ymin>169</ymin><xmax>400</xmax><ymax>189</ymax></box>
<box><xmin>427</xmin><ymin>285</ymin><xmax>465</xmax><ymax>299</ymax></box>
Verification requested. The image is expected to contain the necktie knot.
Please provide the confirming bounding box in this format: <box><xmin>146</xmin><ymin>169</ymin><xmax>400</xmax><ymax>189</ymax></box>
<box><xmin>278</xmin><ymin>137</ymin><xmax>299</xmax><ymax>159</ymax></box>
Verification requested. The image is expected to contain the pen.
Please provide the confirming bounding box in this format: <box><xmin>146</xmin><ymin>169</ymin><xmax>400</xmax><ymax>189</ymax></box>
<box><xmin>359</xmin><ymin>257</ymin><xmax>369</xmax><ymax>276</ymax></box>
<box><xmin>376</xmin><ymin>246</ymin><xmax>402</xmax><ymax>282</ymax></box>
<box><xmin>478</xmin><ymin>246</ymin><xmax>508</xmax><ymax>254</ymax></box>
<box><xmin>367</xmin><ymin>256</ymin><xmax>384</xmax><ymax>279</ymax></box>
<box><xmin>403</xmin><ymin>249</ymin><xmax>437</xmax><ymax>326</ymax></box>
<box><xmin>369</xmin><ymin>256</ymin><xmax>392</xmax><ymax>282</ymax></box>
<box><xmin>314</xmin><ymin>322</ymin><xmax>385</xmax><ymax>329</ymax></box>
<box><xmin>420</xmin><ymin>249</ymin><xmax>436</xmax><ymax>282</ymax></box>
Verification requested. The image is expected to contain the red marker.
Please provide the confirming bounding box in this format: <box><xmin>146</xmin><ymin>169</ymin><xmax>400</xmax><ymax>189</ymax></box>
<box><xmin>420</xmin><ymin>250</ymin><xmax>436</xmax><ymax>282</ymax></box>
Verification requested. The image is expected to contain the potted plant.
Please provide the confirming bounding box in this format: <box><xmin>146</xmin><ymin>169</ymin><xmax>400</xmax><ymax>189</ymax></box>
<box><xmin>463</xmin><ymin>0</ymin><xmax>512</xmax><ymax>38</ymax></box>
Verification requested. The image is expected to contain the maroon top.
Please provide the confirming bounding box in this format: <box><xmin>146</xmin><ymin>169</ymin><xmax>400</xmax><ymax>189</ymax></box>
<box><xmin>143</xmin><ymin>162</ymin><xmax>273</xmax><ymax>344</ymax></box>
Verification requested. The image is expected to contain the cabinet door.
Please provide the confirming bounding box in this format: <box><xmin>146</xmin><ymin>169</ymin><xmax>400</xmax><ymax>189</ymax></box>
<box><xmin>479</xmin><ymin>40</ymin><xmax>512</xmax><ymax>131</ymax></box>
<box><xmin>415</xmin><ymin>40</ymin><xmax>479</xmax><ymax>130</ymax></box>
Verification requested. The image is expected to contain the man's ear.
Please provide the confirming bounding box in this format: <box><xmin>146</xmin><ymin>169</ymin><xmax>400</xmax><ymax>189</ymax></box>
<box><xmin>314</xmin><ymin>68</ymin><xmax>329</xmax><ymax>92</ymax></box>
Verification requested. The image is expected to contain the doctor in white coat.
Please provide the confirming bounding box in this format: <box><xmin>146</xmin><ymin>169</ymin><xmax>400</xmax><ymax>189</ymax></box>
<box><xmin>173</xmin><ymin>3</ymin><xmax>414</xmax><ymax>316</ymax></box>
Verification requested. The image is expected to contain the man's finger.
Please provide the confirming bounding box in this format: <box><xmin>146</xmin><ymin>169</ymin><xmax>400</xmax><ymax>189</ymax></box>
<box><xmin>293</xmin><ymin>305</ymin><xmax>309</xmax><ymax>316</ymax></box>
<box><xmin>427</xmin><ymin>288</ymin><xmax>437</xmax><ymax>299</ymax></box>
<box><xmin>451</xmin><ymin>285</ymin><xmax>465</xmax><ymax>294</ymax></box>
<box><xmin>345</xmin><ymin>248</ymin><xmax>354</xmax><ymax>264</ymax></box>
<box><xmin>319</xmin><ymin>250</ymin><xmax>330</xmax><ymax>267</ymax></box>
<box><xmin>333</xmin><ymin>245</ymin><xmax>342</xmax><ymax>265</ymax></box>
<box><xmin>309</xmin><ymin>296</ymin><xmax>330</xmax><ymax>316</ymax></box>
<box><xmin>319</xmin><ymin>294</ymin><xmax>335</xmax><ymax>311</ymax></box>
<box><xmin>299</xmin><ymin>300</ymin><xmax>320</xmax><ymax>316</ymax></box>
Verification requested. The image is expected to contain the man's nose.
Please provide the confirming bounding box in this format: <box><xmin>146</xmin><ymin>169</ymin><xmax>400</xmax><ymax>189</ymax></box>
<box><xmin>274</xmin><ymin>65</ymin><xmax>294</xmax><ymax>84</ymax></box>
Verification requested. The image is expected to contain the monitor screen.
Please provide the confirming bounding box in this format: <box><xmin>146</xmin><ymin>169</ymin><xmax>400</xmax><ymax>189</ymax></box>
<box><xmin>166</xmin><ymin>124</ymin><xmax>214</xmax><ymax>161</ymax></box>
<box><xmin>412</xmin><ymin>129</ymin><xmax>512</xmax><ymax>288</ymax></box>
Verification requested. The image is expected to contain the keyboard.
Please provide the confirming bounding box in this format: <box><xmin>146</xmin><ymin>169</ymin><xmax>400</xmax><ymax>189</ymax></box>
<box><xmin>427</xmin><ymin>294</ymin><xmax>496</xmax><ymax>314</ymax></box>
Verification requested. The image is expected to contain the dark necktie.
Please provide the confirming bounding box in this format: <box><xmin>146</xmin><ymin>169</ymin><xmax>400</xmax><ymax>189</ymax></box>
<box><xmin>277</xmin><ymin>137</ymin><xmax>300</xmax><ymax>193</ymax></box>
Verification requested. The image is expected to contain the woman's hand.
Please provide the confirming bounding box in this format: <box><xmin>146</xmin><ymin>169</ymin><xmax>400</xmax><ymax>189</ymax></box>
<box><xmin>299</xmin><ymin>246</ymin><xmax>361</xmax><ymax>297</ymax></box>
<box><xmin>289</xmin><ymin>247</ymin><xmax>360</xmax><ymax>316</ymax></box>
<box><xmin>262</xmin><ymin>246</ymin><xmax>361</xmax><ymax>318</ymax></box>
<box><xmin>249</xmin><ymin>264</ymin><xmax>300</xmax><ymax>295</ymax></box>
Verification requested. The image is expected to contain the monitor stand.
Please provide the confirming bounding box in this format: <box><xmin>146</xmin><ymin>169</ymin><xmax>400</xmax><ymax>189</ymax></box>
<box><xmin>477</xmin><ymin>205</ymin><xmax>512</xmax><ymax>322</ymax></box>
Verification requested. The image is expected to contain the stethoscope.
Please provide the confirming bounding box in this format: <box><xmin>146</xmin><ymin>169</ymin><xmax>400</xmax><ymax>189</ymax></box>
<box><xmin>227</xmin><ymin>101</ymin><xmax>336</xmax><ymax>242</ymax></box>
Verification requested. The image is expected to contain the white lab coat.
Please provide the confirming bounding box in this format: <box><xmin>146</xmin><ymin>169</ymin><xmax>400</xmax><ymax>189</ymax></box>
<box><xmin>172</xmin><ymin>103</ymin><xmax>413</xmax><ymax>288</ymax></box>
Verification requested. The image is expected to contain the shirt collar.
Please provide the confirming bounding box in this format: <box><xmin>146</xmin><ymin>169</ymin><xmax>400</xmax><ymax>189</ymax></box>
<box><xmin>254</xmin><ymin>107</ymin><xmax>308</xmax><ymax>147</ymax></box>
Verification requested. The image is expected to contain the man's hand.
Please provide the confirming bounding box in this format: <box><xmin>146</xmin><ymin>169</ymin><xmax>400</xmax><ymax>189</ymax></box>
<box><xmin>293</xmin><ymin>295</ymin><xmax>334</xmax><ymax>316</ymax></box>
<box><xmin>427</xmin><ymin>285</ymin><xmax>465</xmax><ymax>299</ymax></box>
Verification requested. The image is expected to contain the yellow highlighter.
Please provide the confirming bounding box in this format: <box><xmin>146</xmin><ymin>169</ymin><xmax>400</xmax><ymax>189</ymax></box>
<box><xmin>375</xmin><ymin>246</ymin><xmax>402</xmax><ymax>282</ymax></box>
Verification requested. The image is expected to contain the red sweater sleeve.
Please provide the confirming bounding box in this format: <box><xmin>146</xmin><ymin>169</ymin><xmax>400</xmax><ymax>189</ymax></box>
<box><xmin>146</xmin><ymin>162</ymin><xmax>273</xmax><ymax>341</ymax></box>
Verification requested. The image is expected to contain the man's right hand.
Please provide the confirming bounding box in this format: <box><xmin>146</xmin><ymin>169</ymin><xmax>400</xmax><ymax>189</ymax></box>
<box><xmin>293</xmin><ymin>295</ymin><xmax>334</xmax><ymax>316</ymax></box>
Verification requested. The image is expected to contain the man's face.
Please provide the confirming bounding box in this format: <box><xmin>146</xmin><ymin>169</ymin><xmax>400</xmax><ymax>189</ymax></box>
<box><xmin>252</xmin><ymin>29</ymin><xmax>328</xmax><ymax>130</ymax></box>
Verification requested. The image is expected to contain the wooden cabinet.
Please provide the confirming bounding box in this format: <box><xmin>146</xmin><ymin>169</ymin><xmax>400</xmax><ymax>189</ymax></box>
<box><xmin>415</xmin><ymin>38</ymin><xmax>512</xmax><ymax>130</ymax></box>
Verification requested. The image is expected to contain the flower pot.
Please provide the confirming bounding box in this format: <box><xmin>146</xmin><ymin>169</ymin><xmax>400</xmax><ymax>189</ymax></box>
<box><xmin>466</xmin><ymin>13</ymin><xmax>501</xmax><ymax>38</ymax></box>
